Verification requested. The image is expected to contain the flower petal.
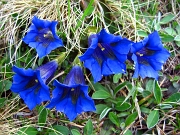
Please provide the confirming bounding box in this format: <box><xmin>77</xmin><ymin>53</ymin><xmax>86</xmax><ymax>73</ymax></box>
<box><xmin>79</xmin><ymin>35</ymin><xmax>98</xmax><ymax>61</ymax></box>
<box><xmin>98</xmin><ymin>29</ymin><xmax>122</xmax><ymax>44</ymax></box>
<box><xmin>147</xmin><ymin>31</ymin><xmax>164</xmax><ymax>50</ymax></box>
<box><xmin>32</xmin><ymin>16</ymin><xmax>51</xmax><ymax>29</ymax></box>
<box><xmin>138</xmin><ymin>64</ymin><xmax>159</xmax><ymax>80</ymax></box>
<box><xmin>112</xmin><ymin>38</ymin><xmax>132</xmax><ymax>54</ymax></box>
<box><xmin>64</xmin><ymin>97</ymin><xmax>77</xmax><ymax>121</ymax></box>
<box><xmin>22</xmin><ymin>32</ymin><xmax>38</xmax><ymax>44</ymax></box>
<box><xmin>84</xmin><ymin>57</ymin><xmax>102</xmax><ymax>82</ymax></box>
<box><xmin>106</xmin><ymin>59</ymin><xmax>126</xmax><ymax>74</ymax></box>
<box><xmin>12</xmin><ymin>66</ymin><xmax>34</xmax><ymax>76</ymax></box>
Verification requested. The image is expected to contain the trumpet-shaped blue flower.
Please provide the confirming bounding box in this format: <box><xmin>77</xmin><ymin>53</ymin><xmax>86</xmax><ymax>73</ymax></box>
<box><xmin>131</xmin><ymin>31</ymin><xmax>170</xmax><ymax>80</ymax></box>
<box><xmin>11</xmin><ymin>61</ymin><xmax>58</xmax><ymax>110</ymax></box>
<box><xmin>79</xmin><ymin>29</ymin><xmax>131</xmax><ymax>82</ymax></box>
<box><xmin>23</xmin><ymin>16</ymin><xmax>63</xmax><ymax>58</ymax></box>
<box><xmin>46</xmin><ymin>66</ymin><xmax>96</xmax><ymax>121</ymax></box>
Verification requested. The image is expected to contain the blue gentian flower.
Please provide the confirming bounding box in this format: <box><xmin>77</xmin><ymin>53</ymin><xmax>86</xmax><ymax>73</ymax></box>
<box><xmin>23</xmin><ymin>16</ymin><xmax>63</xmax><ymax>58</ymax></box>
<box><xmin>10</xmin><ymin>60</ymin><xmax>58</xmax><ymax>110</ymax></box>
<box><xmin>46</xmin><ymin>65</ymin><xmax>96</xmax><ymax>121</ymax></box>
<box><xmin>79</xmin><ymin>29</ymin><xmax>131</xmax><ymax>82</ymax></box>
<box><xmin>131</xmin><ymin>31</ymin><xmax>170</xmax><ymax>80</ymax></box>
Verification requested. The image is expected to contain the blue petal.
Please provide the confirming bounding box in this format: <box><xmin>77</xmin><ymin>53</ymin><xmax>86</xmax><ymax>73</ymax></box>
<box><xmin>29</xmin><ymin>42</ymin><xmax>39</xmax><ymax>48</ymax></box>
<box><xmin>78</xmin><ymin>85</ymin><xmax>96</xmax><ymax>112</ymax></box>
<box><xmin>106</xmin><ymin>59</ymin><xmax>126</xmax><ymax>74</ymax></box>
<box><xmin>55</xmin><ymin>97</ymin><xmax>68</xmax><ymax>112</ymax></box>
<box><xmin>78</xmin><ymin>96</ymin><xmax>96</xmax><ymax>112</ymax></box>
<box><xmin>113</xmin><ymin>53</ymin><xmax>127</xmax><ymax>63</ymax></box>
<box><xmin>46</xmin><ymin>39</ymin><xmax>63</xmax><ymax>54</ymax></box>
<box><xmin>131</xmin><ymin>40</ymin><xmax>147</xmax><ymax>53</ymax></box>
<box><xmin>132</xmin><ymin>54</ymin><xmax>139</xmax><ymax>78</ymax></box>
<box><xmin>52</xmin><ymin>80</ymin><xmax>65</xmax><ymax>98</ymax></box>
<box><xmin>28</xmin><ymin>24</ymin><xmax>38</xmax><ymax>32</ymax></box>
<box><xmin>35</xmin><ymin>43</ymin><xmax>48</xmax><ymax>58</ymax></box>
<box><xmin>84</xmin><ymin>57</ymin><xmax>102</xmax><ymax>82</ymax></box>
<box><xmin>112</xmin><ymin>38</ymin><xmax>132</xmax><ymax>54</ymax></box>
<box><xmin>102</xmin><ymin>61</ymin><xmax>112</xmax><ymax>75</ymax></box>
<box><xmin>10</xmin><ymin>79</ymin><xmax>29</xmax><ymax>93</ymax></box>
<box><xmin>79</xmin><ymin>36</ymin><xmax>98</xmax><ymax>61</ymax></box>
<box><xmin>32</xmin><ymin>16</ymin><xmax>51</xmax><ymax>29</ymax></box>
<box><xmin>146</xmin><ymin>31</ymin><xmax>164</xmax><ymax>50</ymax></box>
<box><xmin>138</xmin><ymin>63</ymin><xmax>159</xmax><ymax>80</ymax></box>
<box><xmin>64</xmin><ymin>97</ymin><xmax>77</xmax><ymax>121</ymax></box>
<box><xmin>12</xmin><ymin>66</ymin><xmax>34</xmax><ymax>76</ymax></box>
<box><xmin>148</xmin><ymin>49</ymin><xmax>170</xmax><ymax>63</ymax></box>
<box><xmin>38</xmin><ymin>87</ymin><xmax>50</xmax><ymax>101</ymax></box>
<box><xmin>22</xmin><ymin>32</ymin><xmax>38</xmax><ymax>44</ymax></box>
<box><xmin>50</xmin><ymin>21</ymin><xmax>59</xmax><ymax>39</ymax></box>
<box><xmin>98</xmin><ymin>29</ymin><xmax>122</xmax><ymax>44</ymax></box>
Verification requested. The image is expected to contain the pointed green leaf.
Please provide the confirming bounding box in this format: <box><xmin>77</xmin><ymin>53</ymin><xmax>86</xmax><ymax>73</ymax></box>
<box><xmin>174</xmin><ymin>35</ymin><xmax>180</xmax><ymax>41</ymax></box>
<box><xmin>125</xmin><ymin>112</ymin><xmax>138</xmax><ymax>127</ymax></box>
<box><xmin>84</xmin><ymin>119</ymin><xmax>93</xmax><ymax>135</ymax></box>
<box><xmin>95</xmin><ymin>104</ymin><xmax>108</xmax><ymax>114</ymax></box>
<box><xmin>38</xmin><ymin>106</ymin><xmax>48</xmax><ymax>126</ymax></box>
<box><xmin>113</xmin><ymin>73</ymin><xmax>122</xmax><ymax>83</ymax></box>
<box><xmin>160</xmin><ymin>13</ymin><xmax>175</xmax><ymax>24</ymax></box>
<box><xmin>153</xmin><ymin>81</ymin><xmax>162</xmax><ymax>104</ymax></box>
<box><xmin>17</xmin><ymin>127</ymin><xmax>38</xmax><ymax>135</ymax></box>
<box><xmin>71</xmin><ymin>129</ymin><xmax>81</xmax><ymax>135</ymax></box>
<box><xmin>137</xmin><ymin>30</ymin><xmax>148</xmax><ymax>37</ymax></box>
<box><xmin>164</xmin><ymin>92</ymin><xmax>180</xmax><ymax>102</ymax></box>
<box><xmin>147</xmin><ymin>110</ymin><xmax>159</xmax><ymax>129</ymax></box>
<box><xmin>115</xmin><ymin>102</ymin><xmax>131</xmax><ymax>111</ymax></box>
<box><xmin>99</xmin><ymin>107</ymin><xmax>112</xmax><ymax>120</ymax></box>
<box><xmin>108</xmin><ymin>112</ymin><xmax>119</xmax><ymax>127</ymax></box>
<box><xmin>92</xmin><ymin>90</ymin><xmax>111</xmax><ymax>99</ymax></box>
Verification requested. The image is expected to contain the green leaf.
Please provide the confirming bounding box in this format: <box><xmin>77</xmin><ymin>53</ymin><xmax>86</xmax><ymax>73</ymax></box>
<box><xmin>160</xmin><ymin>33</ymin><xmax>174</xmax><ymax>42</ymax></box>
<box><xmin>38</xmin><ymin>106</ymin><xmax>48</xmax><ymax>126</ymax></box>
<box><xmin>140</xmin><ymin>106</ymin><xmax>150</xmax><ymax>114</ymax></box>
<box><xmin>153</xmin><ymin>81</ymin><xmax>162</xmax><ymax>104</ymax></box>
<box><xmin>115</xmin><ymin>102</ymin><xmax>131</xmax><ymax>111</ymax></box>
<box><xmin>176</xmin><ymin>41</ymin><xmax>180</xmax><ymax>47</ymax></box>
<box><xmin>75</xmin><ymin>0</ymin><xmax>94</xmax><ymax>30</ymax></box>
<box><xmin>124</xmin><ymin>130</ymin><xmax>133</xmax><ymax>135</ymax></box>
<box><xmin>92</xmin><ymin>90</ymin><xmax>111</xmax><ymax>99</ymax></box>
<box><xmin>137</xmin><ymin>30</ymin><xmax>148</xmax><ymax>37</ymax></box>
<box><xmin>95</xmin><ymin>104</ymin><xmax>108</xmax><ymax>114</ymax></box>
<box><xmin>164</xmin><ymin>92</ymin><xmax>180</xmax><ymax>102</ymax></box>
<box><xmin>154</xmin><ymin>23</ymin><xmax>161</xmax><ymax>31</ymax></box>
<box><xmin>17</xmin><ymin>127</ymin><xmax>38</xmax><ymax>135</ymax></box>
<box><xmin>174</xmin><ymin>35</ymin><xmax>180</xmax><ymax>41</ymax></box>
<box><xmin>125</xmin><ymin>112</ymin><xmax>138</xmax><ymax>127</ymax></box>
<box><xmin>52</xmin><ymin>125</ymin><xmax>70</xmax><ymax>135</ymax></box>
<box><xmin>146</xmin><ymin>79</ymin><xmax>154</xmax><ymax>92</ymax></box>
<box><xmin>83</xmin><ymin>119</ymin><xmax>93</xmax><ymax>135</ymax></box>
<box><xmin>91</xmin><ymin>82</ymin><xmax>108</xmax><ymax>91</ymax></box>
<box><xmin>117</xmin><ymin>112</ymin><xmax>130</xmax><ymax>117</ymax></box>
<box><xmin>108</xmin><ymin>112</ymin><xmax>120</xmax><ymax>127</ymax></box>
<box><xmin>0</xmin><ymin>98</ymin><xmax>6</xmax><ymax>108</ymax></box>
<box><xmin>142</xmin><ymin>90</ymin><xmax>151</xmax><ymax>97</ymax></box>
<box><xmin>147</xmin><ymin>110</ymin><xmax>159</xmax><ymax>129</ymax></box>
<box><xmin>114</xmin><ymin>81</ymin><xmax>128</xmax><ymax>96</ymax></box>
<box><xmin>99</xmin><ymin>107</ymin><xmax>112</xmax><ymax>120</ymax></box>
<box><xmin>113</xmin><ymin>73</ymin><xmax>122</xmax><ymax>83</ymax></box>
<box><xmin>0</xmin><ymin>80</ymin><xmax>12</xmax><ymax>92</ymax></box>
<box><xmin>159</xmin><ymin>104</ymin><xmax>172</xmax><ymax>109</ymax></box>
<box><xmin>160</xmin><ymin>13</ymin><xmax>175</xmax><ymax>24</ymax></box>
<box><xmin>176</xmin><ymin>25</ymin><xmax>180</xmax><ymax>34</ymax></box>
<box><xmin>71</xmin><ymin>129</ymin><xmax>81</xmax><ymax>135</ymax></box>
<box><xmin>164</xmin><ymin>27</ymin><xmax>176</xmax><ymax>36</ymax></box>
